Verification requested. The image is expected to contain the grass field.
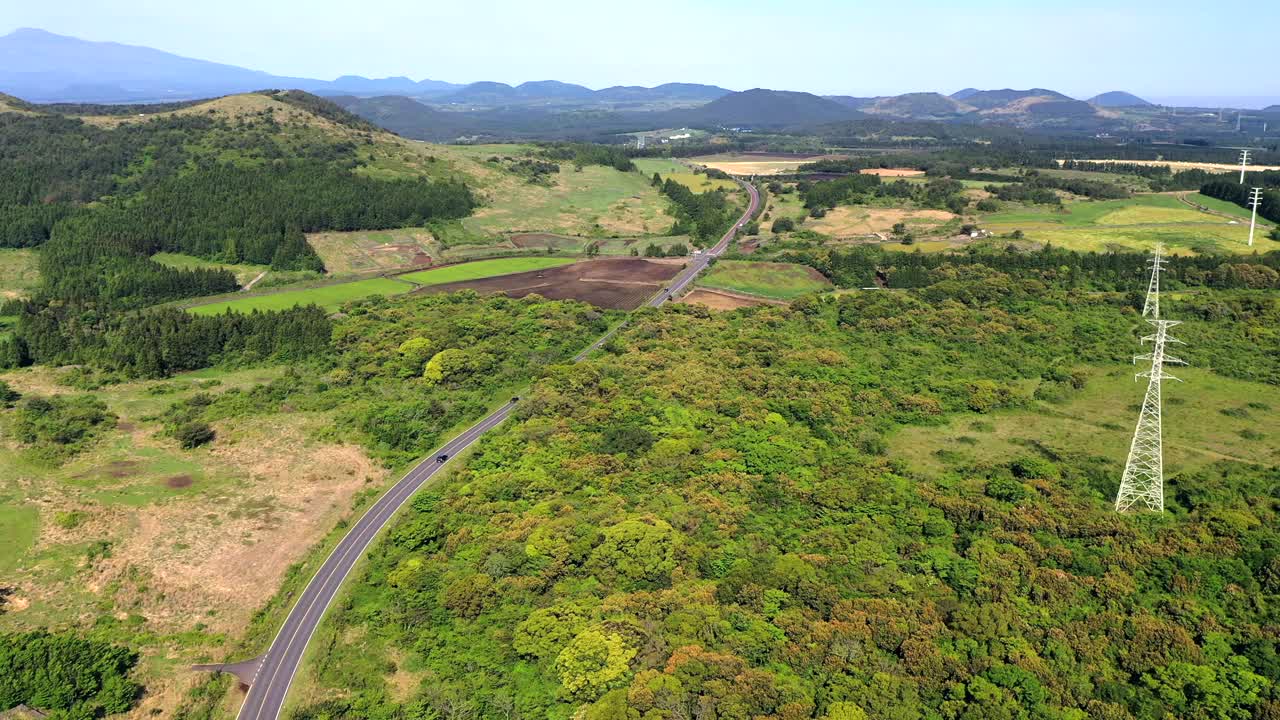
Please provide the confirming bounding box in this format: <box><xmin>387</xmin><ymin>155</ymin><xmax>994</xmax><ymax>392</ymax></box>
<box><xmin>634</xmin><ymin>158</ymin><xmax>738</xmax><ymax>193</ymax></box>
<box><xmin>889</xmin><ymin>365</ymin><xmax>1280</xmax><ymax>478</ymax></box>
<box><xmin>0</xmin><ymin>248</ymin><xmax>40</xmax><ymax>300</ymax></box>
<box><xmin>399</xmin><ymin>257</ymin><xmax>577</xmax><ymax>286</ymax></box>
<box><xmin>1184</xmin><ymin>192</ymin><xmax>1271</xmax><ymax>222</ymax></box>
<box><xmin>425</xmin><ymin>145</ymin><xmax>675</xmax><ymax>238</ymax></box>
<box><xmin>699</xmin><ymin>260</ymin><xmax>832</xmax><ymax>299</ymax></box>
<box><xmin>981</xmin><ymin>193</ymin><xmax>1276</xmax><ymax>254</ymax></box>
<box><xmin>153</xmin><ymin>252</ymin><xmax>269</xmax><ymax>286</ymax></box>
<box><xmin>189</xmin><ymin>277</ymin><xmax>413</xmax><ymax>314</ymax></box>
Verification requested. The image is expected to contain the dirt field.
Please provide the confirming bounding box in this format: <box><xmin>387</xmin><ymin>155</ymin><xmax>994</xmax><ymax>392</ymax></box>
<box><xmin>1055</xmin><ymin>159</ymin><xmax>1280</xmax><ymax>173</ymax></box>
<box><xmin>678</xmin><ymin>288</ymin><xmax>783</xmax><ymax>311</ymax></box>
<box><xmin>860</xmin><ymin>168</ymin><xmax>927</xmax><ymax>177</ymax></box>
<box><xmin>415</xmin><ymin>257</ymin><xmax>681</xmax><ymax>309</ymax></box>
<box><xmin>694</xmin><ymin>156</ymin><xmax>826</xmax><ymax>176</ymax></box>
<box><xmin>308</xmin><ymin>228</ymin><xmax>435</xmax><ymax>273</ymax></box>
<box><xmin>807</xmin><ymin>207</ymin><xmax>956</xmax><ymax>237</ymax></box>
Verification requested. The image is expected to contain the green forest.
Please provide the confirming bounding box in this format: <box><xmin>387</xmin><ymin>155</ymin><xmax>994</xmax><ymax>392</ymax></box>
<box><xmin>0</xmin><ymin>93</ymin><xmax>476</xmax><ymax>370</ymax></box>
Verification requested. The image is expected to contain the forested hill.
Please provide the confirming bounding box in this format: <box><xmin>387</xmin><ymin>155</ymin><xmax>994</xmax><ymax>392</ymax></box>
<box><xmin>0</xmin><ymin>90</ymin><xmax>476</xmax><ymax>370</ymax></box>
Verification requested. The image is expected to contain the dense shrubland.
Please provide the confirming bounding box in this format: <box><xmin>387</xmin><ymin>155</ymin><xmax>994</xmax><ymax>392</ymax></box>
<box><xmin>277</xmin><ymin>264</ymin><xmax>1280</xmax><ymax>720</ymax></box>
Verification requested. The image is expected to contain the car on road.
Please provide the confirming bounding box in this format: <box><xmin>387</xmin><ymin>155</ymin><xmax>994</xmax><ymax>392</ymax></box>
<box><xmin>436</xmin><ymin>454</ymin><xmax>448</xmax><ymax>463</ymax></box>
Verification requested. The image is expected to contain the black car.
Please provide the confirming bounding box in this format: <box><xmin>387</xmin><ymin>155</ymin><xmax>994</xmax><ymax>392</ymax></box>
<box><xmin>436</xmin><ymin>454</ymin><xmax>448</xmax><ymax>463</ymax></box>
<box><xmin>510</xmin><ymin>396</ymin><xmax>520</xmax><ymax>403</ymax></box>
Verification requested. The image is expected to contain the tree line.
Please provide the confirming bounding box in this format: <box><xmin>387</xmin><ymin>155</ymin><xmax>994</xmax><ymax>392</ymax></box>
<box><xmin>6</xmin><ymin>304</ymin><xmax>332</xmax><ymax>377</ymax></box>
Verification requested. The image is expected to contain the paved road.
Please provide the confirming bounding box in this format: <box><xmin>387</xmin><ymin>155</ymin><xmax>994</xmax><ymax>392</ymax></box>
<box><xmin>230</xmin><ymin>177</ymin><xmax>759</xmax><ymax>720</ymax></box>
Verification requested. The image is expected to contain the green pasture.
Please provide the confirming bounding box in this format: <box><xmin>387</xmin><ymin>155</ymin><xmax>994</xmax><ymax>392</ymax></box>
<box><xmin>699</xmin><ymin>260</ymin><xmax>832</xmax><ymax>299</ymax></box>
<box><xmin>189</xmin><ymin>277</ymin><xmax>413</xmax><ymax>315</ymax></box>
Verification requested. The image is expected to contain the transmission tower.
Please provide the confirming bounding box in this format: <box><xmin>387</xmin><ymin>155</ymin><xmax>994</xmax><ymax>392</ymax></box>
<box><xmin>1141</xmin><ymin>242</ymin><xmax>1166</xmax><ymax>318</ymax></box>
<box><xmin>1248</xmin><ymin>187</ymin><xmax>1263</xmax><ymax>247</ymax></box>
<box><xmin>1115</xmin><ymin>247</ymin><xmax>1188</xmax><ymax>513</ymax></box>
<box><xmin>1239</xmin><ymin>149</ymin><xmax>1251</xmax><ymax>184</ymax></box>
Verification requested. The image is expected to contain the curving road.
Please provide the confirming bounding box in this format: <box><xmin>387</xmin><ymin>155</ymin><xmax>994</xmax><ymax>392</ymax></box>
<box><xmin>230</xmin><ymin>178</ymin><xmax>759</xmax><ymax>720</ymax></box>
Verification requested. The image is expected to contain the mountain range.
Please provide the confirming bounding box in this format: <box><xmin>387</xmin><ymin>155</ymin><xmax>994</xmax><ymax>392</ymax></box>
<box><xmin>8</xmin><ymin>27</ymin><xmax>1276</xmax><ymax>143</ymax></box>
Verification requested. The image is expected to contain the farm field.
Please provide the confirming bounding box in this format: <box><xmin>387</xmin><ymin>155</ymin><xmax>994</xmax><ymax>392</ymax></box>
<box><xmin>889</xmin><ymin>365</ymin><xmax>1280</xmax><ymax>477</ymax></box>
<box><xmin>980</xmin><ymin>193</ymin><xmax>1276</xmax><ymax>253</ymax></box>
<box><xmin>189</xmin><ymin>277</ymin><xmax>413</xmax><ymax>314</ymax></box>
<box><xmin>415</xmin><ymin>257</ymin><xmax>680</xmax><ymax>309</ymax></box>
<box><xmin>509</xmin><ymin>231</ymin><xmax>691</xmax><ymax>256</ymax></box>
<box><xmin>698</xmin><ymin>260</ymin><xmax>832</xmax><ymax>299</ymax></box>
<box><xmin>398</xmin><ymin>256</ymin><xmax>576</xmax><ymax>285</ymax></box>
<box><xmin>692</xmin><ymin>153</ymin><xmax>823</xmax><ymax>175</ymax></box>
<box><xmin>306</xmin><ymin>228</ymin><xmax>434</xmax><ymax>274</ymax></box>
<box><xmin>0</xmin><ymin>248</ymin><xmax>39</xmax><ymax>300</ymax></box>
<box><xmin>633</xmin><ymin>158</ymin><xmax>738</xmax><ymax>193</ymax></box>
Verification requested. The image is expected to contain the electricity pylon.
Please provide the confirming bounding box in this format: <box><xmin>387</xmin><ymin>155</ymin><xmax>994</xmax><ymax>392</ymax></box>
<box><xmin>1239</xmin><ymin>149</ymin><xmax>1251</xmax><ymax>184</ymax></box>
<box><xmin>1248</xmin><ymin>187</ymin><xmax>1263</xmax><ymax>247</ymax></box>
<box><xmin>1141</xmin><ymin>242</ymin><xmax>1166</xmax><ymax>319</ymax></box>
<box><xmin>1116</xmin><ymin>246</ymin><xmax>1187</xmax><ymax>513</ymax></box>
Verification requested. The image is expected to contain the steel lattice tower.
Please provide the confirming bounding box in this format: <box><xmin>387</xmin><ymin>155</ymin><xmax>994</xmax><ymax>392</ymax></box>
<box><xmin>1115</xmin><ymin>246</ymin><xmax>1187</xmax><ymax>513</ymax></box>
<box><xmin>1141</xmin><ymin>242</ymin><xmax>1166</xmax><ymax>318</ymax></box>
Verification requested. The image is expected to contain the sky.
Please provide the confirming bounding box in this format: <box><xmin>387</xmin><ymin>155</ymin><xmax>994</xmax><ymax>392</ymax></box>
<box><xmin>5</xmin><ymin>0</ymin><xmax>1278</xmax><ymax>101</ymax></box>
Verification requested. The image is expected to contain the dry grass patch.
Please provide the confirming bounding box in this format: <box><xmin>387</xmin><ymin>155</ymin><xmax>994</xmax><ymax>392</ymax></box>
<box><xmin>308</xmin><ymin>228</ymin><xmax>435</xmax><ymax>274</ymax></box>
<box><xmin>678</xmin><ymin>288</ymin><xmax>783</xmax><ymax>311</ymax></box>
<box><xmin>807</xmin><ymin>207</ymin><xmax>956</xmax><ymax>237</ymax></box>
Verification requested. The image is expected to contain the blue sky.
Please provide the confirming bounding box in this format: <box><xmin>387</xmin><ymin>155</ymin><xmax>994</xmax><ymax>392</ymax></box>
<box><xmin>6</xmin><ymin>0</ymin><xmax>1277</xmax><ymax>101</ymax></box>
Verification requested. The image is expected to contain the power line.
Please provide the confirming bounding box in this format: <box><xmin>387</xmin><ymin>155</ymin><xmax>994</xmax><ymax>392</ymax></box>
<box><xmin>1239</xmin><ymin>149</ymin><xmax>1251</xmax><ymax>184</ymax></box>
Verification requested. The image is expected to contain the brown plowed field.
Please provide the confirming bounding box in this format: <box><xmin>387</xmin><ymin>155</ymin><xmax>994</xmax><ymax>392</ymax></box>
<box><xmin>415</xmin><ymin>257</ymin><xmax>682</xmax><ymax>310</ymax></box>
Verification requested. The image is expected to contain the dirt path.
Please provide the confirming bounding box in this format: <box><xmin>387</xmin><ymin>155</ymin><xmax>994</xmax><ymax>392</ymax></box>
<box><xmin>242</xmin><ymin>271</ymin><xmax>268</xmax><ymax>291</ymax></box>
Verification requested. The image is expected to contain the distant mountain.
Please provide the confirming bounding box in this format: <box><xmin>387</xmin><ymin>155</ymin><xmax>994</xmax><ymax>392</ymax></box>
<box><xmin>0</xmin><ymin>28</ymin><xmax>460</xmax><ymax>102</ymax></box>
<box><xmin>329</xmin><ymin>95</ymin><xmax>479</xmax><ymax>139</ymax></box>
<box><xmin>682</xmin><ymin>89</ymin><xmax>857</xmax><ymax>128</ymax></box>
<box><xmin>950</xmin><ymin>88</ymin><xmax>980</xmax><ymax>100</ymax></box>
<box><xmin>438</xmin><ymin>81</ymin><xmax>519</xmax><ymax>104</ymax></box>
<box><xmin>436</xmin><ymin>81</ymin><xmax>731</xmax><ymax>105</ymax></box>
<box><xmin>1260</xmin><ymin>105</ymin><xmax>1280</xmax><ymax>114</ymax></box>
<box><xmin>1089</xmin><ymin>91</ymin><xmax>1153</xmax><ymax>108</ymax></box>
<box><xmin>318</xmin><ymin>75</ymin><xmax>462</xmax><ymax>97</ymax></box>
<box><xmin>515</xmin><ymin>80</ymin><xmax>595</xmax><ymax>99</ymax></box>
<box><xmin>862</xmin><ymin>92</ymin><xmax>966</xmax><ymax>118</ymax></box>
<box><xmin>824</xmin><ymin>95</ymin><xmax>875</xmax><ymax>110</ymax></box>
<box><xmin>961</xmin><ymin>88</ymin><xmax>1075</xmax><ymax>110</ymax></box>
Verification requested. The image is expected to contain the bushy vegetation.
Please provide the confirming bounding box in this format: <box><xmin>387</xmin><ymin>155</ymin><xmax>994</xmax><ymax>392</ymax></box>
<box><xmin>0</xmin><ymin>631</ymin><xmax>141</xmax><ymax>717</ymax></box>
<box><xmin>155</xmin><ymin>293</ymin><xmax>615</xmax><ymax>465</ymax></box>
<box><xmin>290</xmin><ymin>266</ymin><xmax>1280</xmax><ymax>720</ymax></box>
<box><xmin>539</xmin><ymin>143</ymin><xmax>636</xmax><ymax>172</ymax></box>
<box><xmin>9</xmin><ymin>393</ymin><xmax>116</xmax><ymax>462</ymax></box>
